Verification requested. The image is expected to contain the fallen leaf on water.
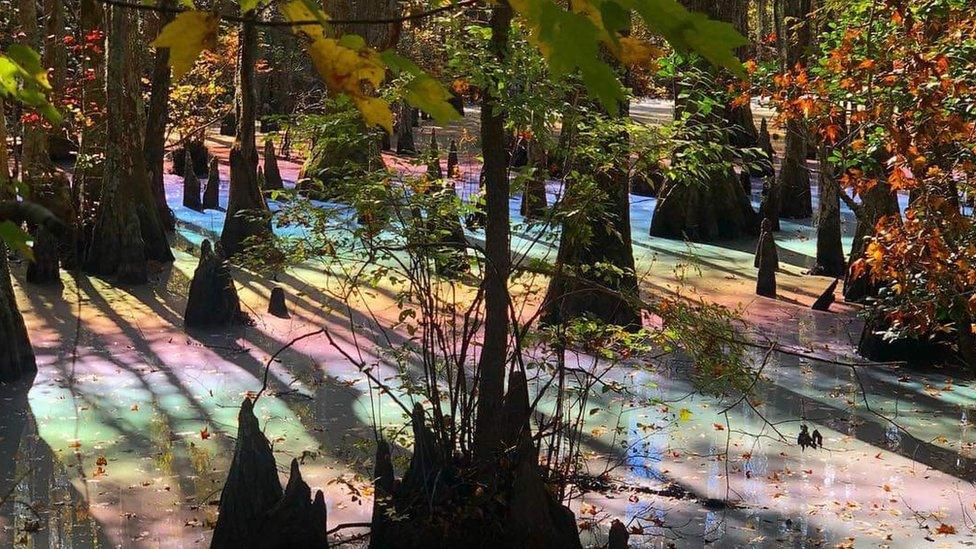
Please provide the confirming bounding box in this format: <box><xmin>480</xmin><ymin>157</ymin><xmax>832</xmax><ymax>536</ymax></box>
<box><xmin>712</xmin><ymin>423</ymin><xmax>725</xmax><ymax>431</ymax></box>
<box><xmin>935</xmin><ymin>523</ymin><xmax>957</xmax><ymax>535</ymax></box>
<box><xmin>200</xmin><ymin>427</ymin><xmax>210</xmax><ymax>440</ymax></box>
<box><xmin>96</xmin><ymin>456</ymin><xmax>107</xmax><ymax>467</ymax></box>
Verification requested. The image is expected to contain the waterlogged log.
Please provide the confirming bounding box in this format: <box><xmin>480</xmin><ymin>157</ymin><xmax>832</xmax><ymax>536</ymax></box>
<box><xmin>210</xmin><ymin>398</ymin><xmax>283</xmax><ymax>549</ymax></box>
<box><xmin>263</xmin><ymin>140</ymin><xmax>284</xmax><ymax>191</ymax></box>
<box><xmin>203</xmin><ymin>157</ymin><xmax>220</xmax><ymax>210</ymax></box>
<box><xmin>756</xmin><ymin>218</ymin><xmax>777</xmax><ymax>298</ymax></box>
<box><xmin>182</xmin><ymin>149</ymin><xmax>202</xmax><ymax>211</ymax></box>
<box><xmin>0</xmin><ymin>250</ymin><xmax>36</xmax><ymax>383</ymax></box>
<box><xmin>184</xmin><ymin>240</ymin><xmax>244</xmax><ymax>328</ymax></box>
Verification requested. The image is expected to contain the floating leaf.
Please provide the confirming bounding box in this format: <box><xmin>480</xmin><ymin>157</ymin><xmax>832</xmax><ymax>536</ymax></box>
<box><xmin>678</xmin><ymin>408</ymin><xmax>692</xmax><ymax>421</ymax></box>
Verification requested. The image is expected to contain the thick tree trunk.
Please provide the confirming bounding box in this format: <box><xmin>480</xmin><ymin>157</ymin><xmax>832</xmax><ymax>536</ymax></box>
<box><xmin>144</xmin><ymin>0</ymin><xmax>176</xmax><ymax>231</ymax></box>
<box><xmin>203</xmin><ymin>157</ymin><xmax>220</xmax><ymax>210</ymax></box>
<box><xmin>723</xmin><ymin>0</ymin><xmax>758</xmax><ymax>148</ymax></box>
<box><xmin>220</xmin><ymin>16</ymin><xmax>273</xmax><ymax>257</ymax></box>
<box><xmin>0</xmin><ymin>99</ymin><xmax>10</xmax><ymax>198</ymax></box>
<box><xmin>473</xmin><ymin>1</ymin><xmax>514</xmax><ymax>462</ymax></box>
<box><xmin>650</xmin><ymin>0</ymin><xmax>758</xmax><ymax>242</ymax></box>
<box><xmin>0</xmin><ymin>249</ymin><xmax>36</xmax><ymax>383</ymax></box>
<box><xmin>395</xmin><ymin>101</ymin><xmax>417</xmax><ymax>155</ymax></box>
<box><xmin>20</xmin><ymin>0</ymin><xmax>69</xmax><ymax>283</ymax></box>
<box><xmin>521</xmin><ymin>139</ymin><xmax>548</xmax><ymax>219</ymax></box>
<box><xmin>85</xmin><ymin>3</ymin><xmax>173</xmax><ymax>282</ymax></box>
<box><xmin>843</xmin><ymin>180</ymin><xmax>899</xmax><ymax>301</ymax></box>
<box><xmin>776</xmin><ymin>0</ymin><xmax>813</xmax><ymax>219</ymax></box>
<box><xmin>75</xmin><ymin>0</ymin><xmax>107</xmax><ymax>243</ymax></box>
<box><xmin>811</xmin><ymin>146</ymin><xmax>845</xmax><ymax>276</ymax></box>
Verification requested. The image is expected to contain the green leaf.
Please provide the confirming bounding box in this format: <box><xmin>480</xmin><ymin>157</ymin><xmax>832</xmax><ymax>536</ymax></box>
<box><xmin>380</xmin><ymin>51</ymin><xmax>460</xmax><ymax>124</ymax></box>
<box><xmin>626</xmin><ymin>0</ymin><xmax>747</xmax><ymax>76</ymax></box>
<box><xmin>0</xmin><ymin>221</ymin><xmax>34</xmax><ymax>261</ymax></box>
<box><xmin>0</xmin><ymin>48</ymin><xmax>61</xmax><ymax>124</ymax></box>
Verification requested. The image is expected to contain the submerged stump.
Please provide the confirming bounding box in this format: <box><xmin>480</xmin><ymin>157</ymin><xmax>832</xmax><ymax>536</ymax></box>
<box><xmin>184</xmin><ymin>240</ymin><xmax>244</xmax><ymax>328</ymax></box>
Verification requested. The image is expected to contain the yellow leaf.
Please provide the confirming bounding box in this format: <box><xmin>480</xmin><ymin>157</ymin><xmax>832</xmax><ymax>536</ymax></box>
<box><xmin>355</xmin><ymin>97</ymin><xmax>392</xmax><ymax>133</ymax></box>
<box><xmin>617</xmin><ymin>37</ymin><xmax>664</xmax><ymax>66</ymax></box>
<box><xmin>678</xmin><ymin>408</ymin><xmax>692</xmax><ymax>421</ymax></box>
<box><xmin>152</xmin><ymin>11</ymin><xmax>219</xmax><ymax>80</ymax></box>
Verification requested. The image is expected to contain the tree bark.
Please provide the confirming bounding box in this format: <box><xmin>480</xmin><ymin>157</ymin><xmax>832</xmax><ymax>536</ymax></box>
<box><xmin>144</xmin><ymin>0</ymin><xmax>176</xmax><ymax>230</ymax></box>
<box><xmin>84</xmin><ymin>3</ymin><xmax>173</xmax><ymax>282</ymax></box>
<box><xmin>0</xmin><ymin>248</ymin><xmax>36</xmax><ymax>383</ymax></box>
<box><xmin>220</xmin><ymin>15</ymin><xmax>273</xmax><ymax>257</ymax></box>
<box><xmin>843</xmin><ymin>180</ymin><xmax>899</xmax><ymax>301</ymax></box>
<box><xmin>811</xmin><ymin>146</ymin><xmax>845</xmax><ymax>277</ymax></box>
<box><xmin>520</xmin><ymin>139</ymin><xmax>548</xmax><ymax>219</ymax></box>
<box><xmin>776</xmin><ymin>0</ymin><xmax>813</xmax><ymax>219</ymax></box>
<box><xmin>650</xmin><ymin>0</ymin><xmax>758</xmax><ymax>242</ymax></box>
<box><xmin>473</xmin><ymin>0</ymin><xmax>513</xmax><ymax>462</ymax></box>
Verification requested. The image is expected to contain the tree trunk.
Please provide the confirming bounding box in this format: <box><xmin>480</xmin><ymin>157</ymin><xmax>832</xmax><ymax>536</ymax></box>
<box><xmin>220</xmin><ymin>15</ymin><xmax>273</xmax><ymax>257</ymax></box>
<box><xmin>85</xmin><ymin>3</ymin><xmax>173</xmax><ymax>282</ymax></box>
<box><xmin>144</xmin><ymin>0</ymin><xmax>176</xmax><ymax>230</ymax></box>
<box><xmin>75</xmin><ymin>0</ymin><xmax>107</xmax><ymax>245</ymax></box>
<box><xmin>843</xmin><ymin>180</ymin><xmax>899</xmax><ymax>301</ymax></box>
<box><xmin>0</xmin><ymin>249</ymin><xmax>36</xmax><ymax>383</ymax></box>
<box><xmin>520</xmin><ymin>139</ymin><xmax>548</xmax><ymax>219</ymax></box>
<box><xmin>650</xmin><ymin>0</ymin><xmax>758</xmax><ymax>242</ymax></box>
<box><xmin>776</xmin><ymin>0</ymin><xmax>813</xmax><ymax>219</ymax></box>
<box><xmin>473</xmin><ymin>1</ymin><xmax>514</xmax><ymax>463</ymax></box>
<box><xmin>723</xmin><ymin>0</ymin><xmax>758</xmax><ymax>148</ymax></box>
<box><xmin>811</xmin><ymin>146</ymin><xmax>845</xmax><ymax>276</ymax></box>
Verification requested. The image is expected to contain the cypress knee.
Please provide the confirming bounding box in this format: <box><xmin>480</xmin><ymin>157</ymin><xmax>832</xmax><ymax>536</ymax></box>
<box><xmin>268</xmin><ymin>286</ymin><xmax>289</xmax><ymax>318</ymax></box>
<box><xmin>756</xmin><ymin>218</ymin><xmax>777</xmax><ymax>298</ymax></box>
<box><xmin>811</xmin><ymin>279</ymin><xmax>838</xmax><ymax>311</ymax></box>
<box><xmin>184</xmin><ymin>240</ymin><xmax>243</xmax><ymax>328</ymax></box>
<box><xmin>203</xmin><ymin>157</ymin><xmax>220</xmax><ymax>210</ymax></box>
<box><xmin>446</xmin><ymin>139</ymin><xmax>459</xmax><ymax>179</ymax></box>
<box><xmin>182</xmin><ymin>149</ymin><xmax>202</xmax><ymax>211</ymax></box>
<box><xmin>211</xmin><ymin>398</ymin><xmax>283</xmax><ymax>549</ymax></box>
<box><xmin>263</xmin><ymin>140</ymin><xmax>284</xmax><ymax>191</ymax></box>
